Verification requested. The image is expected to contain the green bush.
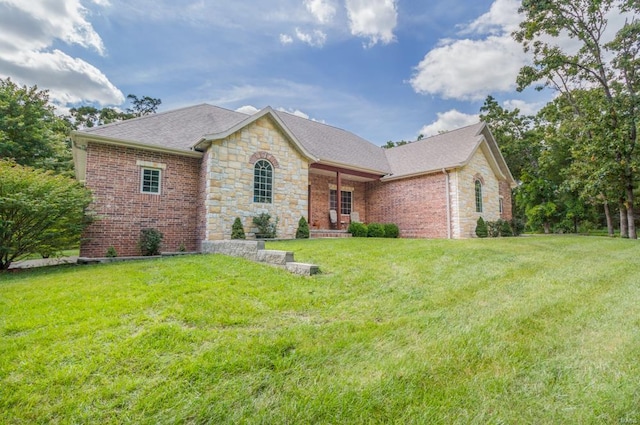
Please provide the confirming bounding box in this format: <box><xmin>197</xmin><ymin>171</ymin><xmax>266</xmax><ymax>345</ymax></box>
<box><xmin>348</xmin><ymin>222</ymin><xmax>368</xmax><ymax>237</ymax></box>
<box><xmin>138</xmin><ymin>228</ymin><xmax>163</xmax><ymax>256</ymax></box>
<box><xmin>499</xmin><ymin>219</ymin><xmax>513</xmax><ymax>236</ymax></box>
<box><xmin>105</xmin><ymin>246</ymin><xmax>118</xmax><ymax>258</ymax></box>
<box><xmin>296</xmin><ymin>216</ymin><xmax>310</xmax><ymax>239</ymax></box>
<box><xmin>487</xmin><ymin>220</ymin><xmax>500</xmax><ymax>237</ymax></box>
<box><xmin>367</xmin><ymin>223</ymin><xmax>386</xmax><ymax>238</ymax></box>
<box><xmin>0</xmin><ymin>160</ymin><xmax>94</xmax><ymax>270</ymax></box>
<box><xmin>383</xmin><ymin>223</ymin><xmax>400</xmax><ymax>238</ymax></box>
<box><xmin>253</xmin><ymin>213</ymin><xmax>277</xmax><ymax>239</ymax></box>
<box><xmin>476</xmin><ymin>217</ymin><xmax>488</xmax><ymax>238</ymax></box>
<box><xmin>231</xmin><ymin>217</ymin><xmax>246</xmax><ymax>239</ymax></box>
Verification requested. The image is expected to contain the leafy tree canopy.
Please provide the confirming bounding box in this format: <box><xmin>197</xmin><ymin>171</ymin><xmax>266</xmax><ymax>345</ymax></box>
<box><xmin>0</xmin><ymin>160</ymin><xmax>93</xmax><ymax>270</ymax></box>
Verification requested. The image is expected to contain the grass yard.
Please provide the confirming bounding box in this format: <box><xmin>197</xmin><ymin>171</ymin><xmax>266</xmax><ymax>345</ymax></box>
<box><xmin>1</xmin><ymin>236</ymin><xmax>640</xmax><ymax>424</ymax></box>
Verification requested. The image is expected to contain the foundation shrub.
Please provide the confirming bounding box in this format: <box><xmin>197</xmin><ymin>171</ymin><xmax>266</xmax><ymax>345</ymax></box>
<box><xmin>367</xmin><ymin>223</ymin><xmax>386</xmax><ymax>238</ymax></box>
<box><xmin>231</xmin><ymin>217</ymin><xmax>246</xmax><ymax>240</ymax></box>
<box><xmin>383</xmin><ymin>223</ymin><xmax>400</xmax><ymax>238</ymax></box>
<box><xmin>138</xmin><ymin>228</ymin><xmax>163</xmax><ymax>256</ymax></box>
<box><xmin>296</xmin><ymin>217</ymin><xmax>310</xmax><ymax>239</ymax></box>
<box><xmin>348</xmin><ymin>222</ymin><xmax>368</xmax><ymax>237</ymax></box>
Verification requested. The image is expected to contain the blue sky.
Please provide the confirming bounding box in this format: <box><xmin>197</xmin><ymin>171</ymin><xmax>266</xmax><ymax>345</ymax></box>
<box><xmin>0</xmin><ymin>0</ymin><xmax>553</xmax><ymax>144</ymax></box>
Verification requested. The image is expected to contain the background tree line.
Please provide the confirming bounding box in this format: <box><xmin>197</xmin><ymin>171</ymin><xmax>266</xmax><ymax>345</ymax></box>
<box><xmin>387</xmin><ymin>1</ymin><xmax>639</xmax><ymax>238</ymax></box>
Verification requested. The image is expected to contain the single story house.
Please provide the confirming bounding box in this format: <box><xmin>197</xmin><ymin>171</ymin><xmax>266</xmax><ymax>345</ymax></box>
<box><xmin>71</xmin><ymin>104</ymin><xmax>516</xmax><ymax>257</ymax></box>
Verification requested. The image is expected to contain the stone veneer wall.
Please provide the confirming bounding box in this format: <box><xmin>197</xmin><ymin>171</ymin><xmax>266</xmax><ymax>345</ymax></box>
<box><xmin>203</xmin><ymin>116</ymin><xmax>309</xmax><ymax>240</ymax></box>
<box><xmin>365</xmin><ymin>173</ymin><xmax>449</xmax><ymax>238</ymax></box>
<box><xmin>451</xmin><ymin>146</ymin><xmax>502</xmax><ymax>238</ymax></box>
<box><xmin>81</xmin><ymin>143</ymin><xmax>201</xmax><ymax>257</ymax></box>
<box><xmin>308</xmin><ymin>173</ymin><xmax>367</xmax><ymax>229</ymax></box>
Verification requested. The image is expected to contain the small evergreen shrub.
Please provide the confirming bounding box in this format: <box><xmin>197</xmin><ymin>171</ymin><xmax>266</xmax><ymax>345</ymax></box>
<box><xmin>105</xmin><ymin>246</ymin><xmax>118</xmax><ymax>258</ymax></box>
<box><xmin>383</xmin><ymin>223</ymin><xmax>400</xmax><ymax>238</ymax></box>
<box><xmin>487</xmin><ymin>220</ymin><xmax>500</xmax><ymax>238</ymax></box>
<box><xmin>178</xmin><ymin>243</ymin><xmax>186</xmax><ymax>252</ymax></box>
<box><xmin>253</xmin><ymin>213</ymin><xmax>277</xmax><ymax>239</ymax></box>
<box><xmin>231</xmin><ymin>217</ymin><xmax>246</xmax><ymax>239</ymax></box>
<box><xmin>499</xmin><ymin>219</ymin><xmax>513</xmax><ymax>236</ymax></box>
<box><xmin>296</xmin><ymin>216</ymin><xmax>310</xmax><ymax>239</ymax></box>
<box><xmin>139</xmin><ymin>228</ymin><xmax>163</xmax><ymax>256</ymax></box>
<box><xmin>511</xmin><ymin>218</ymin><xmax>525</xmax><ymax>236</ymax></box>
<box><xmin>367</xmin><ymin>223</ymin><xmax>386</xmax><ymax>238</ymax></box>
<box><xmin>476</xmin><ymin>217</ymin><xmax>488</xmax><ymax>238</ymax></box>
<box><xmin>348</xmin><ymin>222</ymin><xmax>368</xmax><ymax>237</ymax></box>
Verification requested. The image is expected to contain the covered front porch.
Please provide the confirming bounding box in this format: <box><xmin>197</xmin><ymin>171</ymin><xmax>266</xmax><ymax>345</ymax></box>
<box><xmin>307</xmin><ymin>163</ymin><xmax>384</xmax><ymax>233</ymax></box>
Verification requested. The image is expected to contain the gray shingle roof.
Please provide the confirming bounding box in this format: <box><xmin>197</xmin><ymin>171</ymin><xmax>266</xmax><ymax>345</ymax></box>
<box><xmin>78</xmin><ymin>104</ymin><xmax>248</xmax><ymax>151</ymax></box>
<box><xmin>383</xmin><ymin>122</ymin><xmax>487</xmax><ymax>179</ymax></box>
<box><xmin>273</xmin><ymin>111</ymin><xmax>391</xmax><ymax>174</ymax></box>
<box><xmin>74</xmin><ymin>105</ymin><xmax>511</xmax><ymax>183</ymax></box>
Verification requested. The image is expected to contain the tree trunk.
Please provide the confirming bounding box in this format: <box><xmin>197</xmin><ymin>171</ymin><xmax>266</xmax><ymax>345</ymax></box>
<box><xmin>603</xmin><ymin>200</ymin><xmax>614</xmax><ymax>236</ymax></box>
<box><xmin>543</xmin><ymin>222</ymin><xmax>551</xmax><ymax>234</ymax></box>
<box><xmin>619</xmin><ymin>200</ymin><xmax>629</xmax><ymax>238</ymax></box>
<box><xmin>626</xmin><ymin>185</ymin><xmax>637</xmax><ymax>239</ymax></box>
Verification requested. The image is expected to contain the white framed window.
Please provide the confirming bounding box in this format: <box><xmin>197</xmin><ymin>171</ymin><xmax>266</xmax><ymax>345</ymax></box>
<box><xmin>329</xmin><ymin>189</ymin><xmax>352</xmax><ymax>215</ymax></box>
<box><xmin>141</xmin><ymin>168</ymin><xmax>161</xmax><ymax>194</ymax></box>
<box><xmin>499</xmin><ymin>197</ymin><xmax>504</xmax><ymax>214</ymax></box>
<box><xmin>253</xmin><ymin>159</ymin><xmax>273</xmax><ymax>203</ymax></box>
<box><xmin>475</xmin><ymin>180</ymin><xmax>483</xmax><ymax>213</ymax></box>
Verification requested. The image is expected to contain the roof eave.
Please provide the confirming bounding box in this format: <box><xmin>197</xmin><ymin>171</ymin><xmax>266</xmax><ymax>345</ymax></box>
<box><xmin>314</xmin><ymin>159</ymin><xmax>389</xmax><ymax>177</ymax></box>
<box><xmin>71</xmin><ymin>131</ymin><xmax>203</xmax><ymax>158</ymax></box>
<box><xmin>381</xmin><ymin>166</ymin><xmax>459</xmax><ymax>182</ymax></box>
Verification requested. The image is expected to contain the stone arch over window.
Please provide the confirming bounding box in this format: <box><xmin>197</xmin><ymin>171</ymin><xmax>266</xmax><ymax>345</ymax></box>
<box><xmin>249</xmin><ymin>151</ymin><xmax>280</xmax><ymax>168</ymax></box>
<box><xmin>253</xmin><ymin>159</ymin><xmax>273</xmax><ymax>203</ymax></box>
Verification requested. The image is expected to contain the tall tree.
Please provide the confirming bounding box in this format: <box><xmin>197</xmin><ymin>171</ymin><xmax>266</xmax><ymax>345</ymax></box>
<box><xmin>126</xmin><ymin>94</ymin><xmax>161</xmax><ymax>117</ymax></box>
<box><xmin>68</xmin><ymin>94</ymin><xmax>161</xmax><ymax>129</ymax></box>
<box><xmin>0</xmin><ymin>78</ymin><xmax>70</xmax><ymax>172</ymax></box>
<box><xmin>514</xmin><ymin>0</ymin><xmax>640</xmax><ymax>238</ymax></box>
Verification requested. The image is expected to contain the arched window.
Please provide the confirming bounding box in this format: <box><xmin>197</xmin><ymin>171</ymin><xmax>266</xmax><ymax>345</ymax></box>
<box><xmin>253</xmin><ymin>159</ymin><xmax>273</xmax><ymax>203</ymax></box>
<box><xmin>475</xmin><ymin>180</ymin><xmax>483</xmax><ymax>213</ymax></box>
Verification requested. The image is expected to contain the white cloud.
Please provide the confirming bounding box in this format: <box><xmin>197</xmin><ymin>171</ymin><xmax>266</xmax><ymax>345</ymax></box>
<box><xmin>410</xmin><ymin>0</ymin><xmax>528</xmax><ymax>101</ymax></box>
<box><xmin>410</xmin><ymin>36</ymin><xmax>528</xmax><ymax>101</ymax></box>
<box><xmin>236</xmin><ymin>105</ymin><xmax>260</xmax><ymax>115</ymax></box>
<box><xmin>345</xmin><ymin>0</ymin><xmax>397</xmax><ymax>47</ymax></box>
<box><xmin>279</xmin><ymin>33</ymin><xmax>294</xmax><ymax>45</ymax></box>
<box><xmin>419</xmin><ymin>110</ymin><xmax>479</xmax><ymax>138</ymax></box>
<box><xmin>502</xmin><ymin>99</ymin><xmax>546</xmax><ymax>116</ymax></box>
<box><xmin>295</xmin><ymin>28</ymin><xmax>327</xmax><ymax>47</ymax></box>
<box><xmin>460</xmin><ymin>0</ymin><xmax>521</xmax><ymax>35</ymax></box>
<box><xmin>277</xmin><ymin>107</ymin><xmax>310</xmax><ymax>119</ymax></box>
<box><xmin>0</xmin><ymin>0</ymin><xmax>124</xmax><ymax>106</ymax></box>
<box><xmin>305</xmin><ymin>0</ymin><xmax>336</xmax><ymax>24</ymax></box>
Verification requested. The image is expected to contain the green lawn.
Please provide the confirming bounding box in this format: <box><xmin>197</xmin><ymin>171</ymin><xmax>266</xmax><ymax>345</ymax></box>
<box><xmin>1</xmin><ymin>236</ymin><xmax>639</xmax><ymax>424</ymax></box>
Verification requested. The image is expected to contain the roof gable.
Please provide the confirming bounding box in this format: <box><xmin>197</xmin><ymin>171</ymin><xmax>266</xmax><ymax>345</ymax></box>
<box><xmin>383</xmin><ymin>122</ymin><xmax>515</xmax><ymax>185</ymax></box>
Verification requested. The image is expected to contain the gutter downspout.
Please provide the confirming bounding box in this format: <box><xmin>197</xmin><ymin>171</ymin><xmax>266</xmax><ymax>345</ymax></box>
<box><xmin>443</xmin><ymin>168</ymin><xmax>451</xmax><ymax>239</ymax></box>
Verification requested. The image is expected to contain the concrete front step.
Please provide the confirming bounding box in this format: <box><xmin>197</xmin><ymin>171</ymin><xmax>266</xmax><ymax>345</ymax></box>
<box><xmin>310</xmin><ymin>230</ymin><xmax>352</xmax><ymax>238</ymax></box>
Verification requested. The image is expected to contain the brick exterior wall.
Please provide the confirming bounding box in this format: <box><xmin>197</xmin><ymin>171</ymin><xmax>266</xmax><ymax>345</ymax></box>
<box><xmin>499</xmin><ymin>180</ymin><xmax>513</xmax><ymax>221</ymax></box>
<box><xmin>80</xmin><ymin>143</ymin><xmax>201</xmax><ymax>257</ymax></box>
<box><xmin>203</xmin><ymin>116</ymin><xmax>309</xmax><ymax>240</ymax></box>
<box><xmin>365</xmin><ymin>173</ymin><xmax>449</xmax><ymax>238</ymax></box>
<box><xmin>308</xmin><ymin>172</ymin><xmax>367</xmax><ymax>229</ymax></box>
